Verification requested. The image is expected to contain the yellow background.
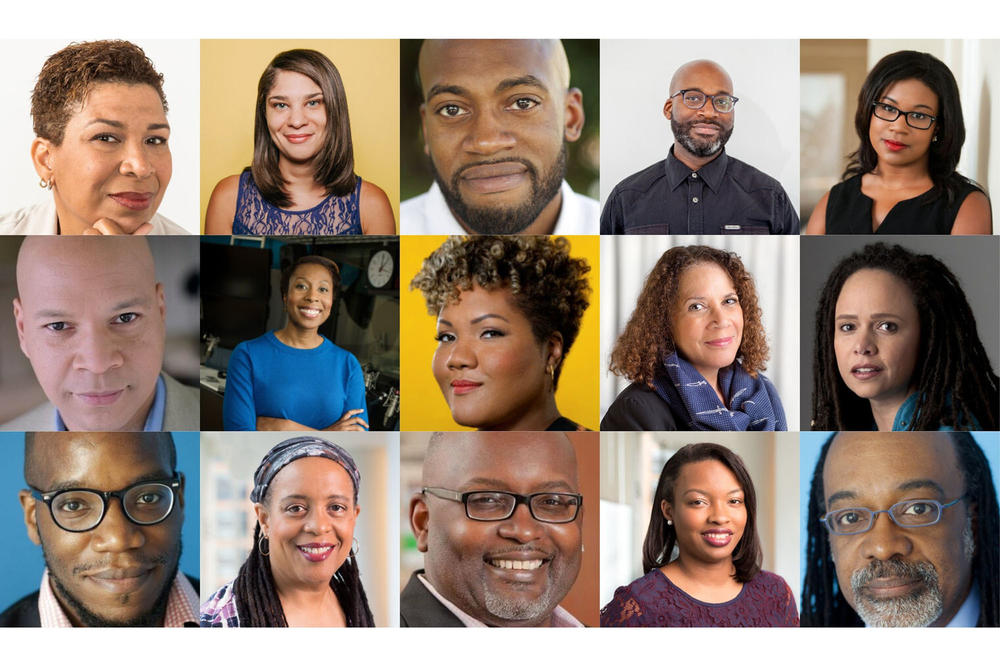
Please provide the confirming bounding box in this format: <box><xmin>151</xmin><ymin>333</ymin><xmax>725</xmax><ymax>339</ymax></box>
<box><xmin>200</xmin><ymin>40</ymin><xmax>400</xmax><ymax>231</ymax></box>
<box><xmin>400</xmin><ymin>236</ymin><xmax>600</xmax><ymax>431</ymax></box>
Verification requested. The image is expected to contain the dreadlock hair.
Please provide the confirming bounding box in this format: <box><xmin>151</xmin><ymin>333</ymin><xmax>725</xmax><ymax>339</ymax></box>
<box><xmin>233</xmin><ymin>514</ymin><xmax>375</xmax><ymax>627</ymax></box>
<box><xmin>801</xmin><ymin>432</ymin><xmax>999</xmax><ymax>627</ymax></box>
<box><xmin>641</xmin><ymin>443</ymin><xmax>762</xmax><ymax>582</ymax></box>
<box><xmin>812</xmin><ymin>242</ymin><xmax>998</xmax><ymax>431</ymax></box>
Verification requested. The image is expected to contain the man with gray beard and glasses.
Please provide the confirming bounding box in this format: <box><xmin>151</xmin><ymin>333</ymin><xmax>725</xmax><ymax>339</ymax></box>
<box><xmin>601</xmin><ymin>59</ymin><xmax>799</xmax><ymax>235</ymax></box>
<box><xmin>800</xmin><ymin>431</ymin><xmax>999</xmax><ymax>627</ymax></box>
<box><xmin>401</xmin><ymin>431</ymin><xmax>588</xmax><ymax>627</ymax></box>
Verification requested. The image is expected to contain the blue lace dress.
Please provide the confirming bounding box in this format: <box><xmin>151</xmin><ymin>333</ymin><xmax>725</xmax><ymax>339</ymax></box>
<box><xmin>232</xmin><ymin>169</ymin><xmax>363</xmax><ymax>235</ymax></box>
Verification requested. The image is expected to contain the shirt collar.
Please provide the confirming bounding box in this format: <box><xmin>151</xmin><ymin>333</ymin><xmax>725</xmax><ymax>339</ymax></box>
<box><xmin>54</xmin><ymin>374</ymin><xmax>166</xmax><ymax>432</ymax></box>
<box><xmin>665</xmin><ymin>145</ymin><xmax>729</xmax><ymax>192</ymax></box>
<box><xmin>946</xmin><ymin>581</ymin><xmax>980</xmax><ymax>627</ymax></box>
<box><xmin>416</xmin><ymin>572</ymin><xmax>583</xmax><ymax>627</ymax></box>
<box><xmin>38</xmin><ymin>568</ymin><xmax>198</xmax><ymax>627</ymax></box>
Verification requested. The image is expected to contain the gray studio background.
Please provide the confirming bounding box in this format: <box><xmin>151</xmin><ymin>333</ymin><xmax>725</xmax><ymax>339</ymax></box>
<box><xmin>799</xmin><ymin>236</ymin><xmax>1000</xmax><ymax>430</ymax></box>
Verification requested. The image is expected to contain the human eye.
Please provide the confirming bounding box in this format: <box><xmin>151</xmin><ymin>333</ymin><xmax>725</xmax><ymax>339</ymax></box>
<box><xmin>434</xmin><ymin>331</ymin><xmax>455</xmax><ymax>343</ymax></box>
<box><xmin>272</xmin><ymin>101</ymin><xmax>288</xmax><ymax>110</ymax></box>
<box><xmin>113</xmin><ymin>312</ymin><xmax>140</xmax><ymax>325</ymax></box>
<box><xmin>328</xmin><ymin>502</ymin><xmax>347</xmax><ymax>514</ymax></box>
<box><xmin>684</xmin><ymin>91</ymin><xmax>704</xmax><ymax>103</ymax></box>
<box><xmin>687</xmin><ymin>302</ymin><xmax>705</xmax><ymax>312</ymax></box>
<box><xmin>468</xmin><ymin>493</ymin><xmax>506</xmax><ymax>508</ymax></box>
<box><xmin>135</xmin><ymin>490</ymin><xmax>165</xmax><ymax>505</ymax></box>
<box><xmin>909</xmin><ymin>111</ymin><xmax>928</xmax><ymax>121</ymax></box>
<box><xmin>837</xmin><ymin>322</ymin><xmax>855</xmax><ymax>333</ymax></box>
<box><xmin>44</xmin><ymin>321</ymin><xmax>70</xmax><ymax>332</ymax></box>
<box><xmin>92</xmin><ymin>133</ymin><xmax>120</xmax><ymax>143</ymax></box>
<box><xmin>306</xmin><ymin>99</ymin><xmax>323</xmax><ymax>107</ymax></box>
<box><xmin>318</xmin><ymin>285</ymin><xmax>329</xmax><ymax>293</ymax></box>
<box><xmin>145</xmin><ymin>135</ymin><xmax>168</xmax><ymax>146</ymax></box>
<box><xmin>723</xmin><ymin>296</ymin><xmax>739</xmax><ymax>306</ymax></box>
<box><xmin>876</xmin><ymin>103</ymin><xmax>897</xmax><ymax>114</ymax></box>
<box><xmin>507</xmin><ymin>97</ymin><xmax>540</xmax><ymax>111</ymax></box>
<box><xmin>285</xmin><ymin>503</ymin><xmax>307</xmax><ymax>515</ymax></box>
<box><xmin>729</xmin><ymin>497</ymin><xmax>744</xmax><ymax>505</ymax></box>
<box><xmin>901</xmin><ymin>500</ymin><xmax>935</xmax><ymax>516</ymax></box>
<box><xmin>56</xmin><ymin>498</ymin><xmax>89</xmax><ymax>513</ymax></box>
<box><xmin>436</xmin><ymin>103</ymin><xmax>469</xmax><ymax>118</ymax></box>
<box><xmin>876</xmin><ymin>320</ymin><xmax>898</xmax><ymax>333</ymax></box>
<box><xmin>481</xmin><ymin>328</ymin><xmax>505</xmax><ymax>339</ymax></box>
<box><xmin>834</xmin><ymin>509</ymin><xmax>864</xmax><ymax>527</ymax></box>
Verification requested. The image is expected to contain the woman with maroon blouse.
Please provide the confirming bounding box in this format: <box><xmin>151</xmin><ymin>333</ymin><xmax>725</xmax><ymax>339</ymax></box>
<box><xmin>600</xmin><ymin>443</ymin><xmax>798</xmax><ymax>627</ymax></box>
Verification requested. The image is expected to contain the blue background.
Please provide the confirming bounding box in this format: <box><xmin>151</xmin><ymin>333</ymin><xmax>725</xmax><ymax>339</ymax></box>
<box><xmin>799</xmin><ymin>432</ymin><xmax>1000</xmax><ymax>585</ymax></box>
<box><xmin>0</xmin><ymin>432</ymin><xmax>200</xmax><ymax>610</ymax></box>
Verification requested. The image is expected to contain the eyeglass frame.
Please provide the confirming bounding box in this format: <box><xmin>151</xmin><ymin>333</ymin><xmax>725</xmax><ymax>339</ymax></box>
<box><xmin>28</xmin><ymin>473</ymin><xmax>182</xmax><ymax>533</ymax></box>
<box><xmin>421</xmin><ymin>487</ymin><xmax>583</xmax><ymax>524</ymax></box>
<box><xmin>820</xmin><ymin>496</ymin><xmax>965</xmax><ymax>536</ymax></box>
<box><xmin>670</xmin><ymin>89</ymin><xmax>739</xmax><ymax>114</ymax></box>
<box><xmin>871</xmin><ymin>101</ymin><xmax>938</xmax><ymax>130</ymax></box>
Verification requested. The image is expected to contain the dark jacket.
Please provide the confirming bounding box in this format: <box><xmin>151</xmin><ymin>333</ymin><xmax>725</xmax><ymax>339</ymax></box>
<box><xmin>601</xmin><ymin>382</ymin><xmax>680</xmax><ymax>431</ymax></box>
<box><xmin>400</xmin><ymin>570</ymin><xmax>464</xmax><ymax>628</ymax></box>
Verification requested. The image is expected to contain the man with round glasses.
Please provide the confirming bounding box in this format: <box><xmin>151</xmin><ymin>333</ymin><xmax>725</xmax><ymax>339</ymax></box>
<box><xmin>0</xmin><ymin>431</ymin><xmax>198</xmax><ymax>627</ymax></box>
<box><xmin>801</xmin><ymin>431</ymin><xmax>999</xmax><ymax>627</ymax></box>
<box><xmin>402</xmin><ymin>431</ymin><xmax>589</xmax><ymax>627</ymax></box>
<box><xmin>601</xmin><ymin>59</ymin><xmax>799</xmax><ymax>234</ymax></box>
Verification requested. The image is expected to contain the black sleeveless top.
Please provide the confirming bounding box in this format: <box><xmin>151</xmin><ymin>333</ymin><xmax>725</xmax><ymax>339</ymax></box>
<box><xmin>825</xmin><ymin>173</ymin><xmax>980</xmax><ymax>234</ymax></box>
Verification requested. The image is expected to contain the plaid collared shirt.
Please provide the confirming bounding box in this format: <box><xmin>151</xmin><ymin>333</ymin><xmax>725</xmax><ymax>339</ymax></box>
<box><xmin>37</xmin><ymin>569</ymin><xmax>199</xmax><ymax>627</ymax></box>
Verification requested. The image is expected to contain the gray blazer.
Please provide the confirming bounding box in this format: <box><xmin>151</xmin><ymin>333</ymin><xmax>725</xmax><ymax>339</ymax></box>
<box><xmin>1</xmin><ymin>373</ymin><xmax>199</xmax><ymax>431</ymax></box>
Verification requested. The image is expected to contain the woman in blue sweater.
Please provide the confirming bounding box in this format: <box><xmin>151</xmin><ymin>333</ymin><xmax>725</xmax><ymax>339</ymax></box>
<box><xmin>223</xmin><ymin>255</ymin><xmax>368</xmax><ymax>431</ymax></box>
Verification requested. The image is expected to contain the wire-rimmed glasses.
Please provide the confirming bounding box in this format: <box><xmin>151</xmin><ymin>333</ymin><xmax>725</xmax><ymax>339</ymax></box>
<box><xmin>820</xmin><ymin>496</ymin><xmax>964</xmax><ymax>536</ymax></box>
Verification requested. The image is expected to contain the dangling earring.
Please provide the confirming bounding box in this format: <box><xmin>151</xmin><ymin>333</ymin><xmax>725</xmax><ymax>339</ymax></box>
<box><xmin>351</xmin><ymin>537</ymin><xmax>360</xmax><ymax>556</ymax></box>
<box><xmin>258</xmin><ymin>532</ymin><xmax>270</xmax><ymax>556</ymax></box>
<box><xmin>547</xmin><ymin>364</ymin><xmax>555</xmax><ymax>383</ymax></box>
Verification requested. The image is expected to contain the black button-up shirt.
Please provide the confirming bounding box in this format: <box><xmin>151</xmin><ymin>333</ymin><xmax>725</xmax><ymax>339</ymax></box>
<box><xmin>600</xmin><ymin>148</ymin><xmax>800</xmax><ymax>234</ymax></box>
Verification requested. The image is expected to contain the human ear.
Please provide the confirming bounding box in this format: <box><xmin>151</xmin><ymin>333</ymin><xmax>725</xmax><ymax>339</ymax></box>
<box><xmin>176</xmin><ymin>471</ymin><xmax>185</xmax><ymax>510</ymax></box>
<box><xmin>30</xmin><ymin>137</ymin><xmax>55</xmax><ymax>183</ymax></box>
<box><xmin>663</xmin><ymin>98</ymin><xmax>673</xmax><ymax>121</ymax></box>
<box><xmin>546</xmin><ymin>331</ymin><xmax>564</xmax><ymax>373</ymax></box>
<box><xmin>419</xmin><ymin>103</ymin><xmax>430</xmax><ymax>156</ymax></box>
<box><xmin>155</xmin><ymin>283</ymin><xmax>166</xmax><ymax>321</ymax></box>
<box><xmin>563</xmin><ymin>88</ymin><xmax>584</xmax><ymax>143</ymax></box>
<box><xmin>13</xmin><ymin>298</ymin><xmax>29</xmax><ymax>359</ymax></box>
<box><xmin>410</xmin><ymin>493</ymin><xmax>430</xmax><ymax>553</ymax></box>
<box><xmin>660</xmin><ymin>499</ymin><xmax>673</xmax><ymax>523</ymax></box>
<box><xmin>253</xmin><ymin>503</ymin><xmax>270</xmax><ymax>536</ymax></box>
<box><xmin>19</xmin><ymin>490</ymin><xmax>42</xmax><ymax>546</ymax></box>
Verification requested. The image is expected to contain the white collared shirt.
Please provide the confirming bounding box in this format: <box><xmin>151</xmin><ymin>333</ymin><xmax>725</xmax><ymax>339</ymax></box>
<box><xmin>401</xmin><ymin>181</ymin><xmax>599</xmax><ymax>235</ymax></box>
<box><xmin>416</xmin><ymin>572</ymin><xmax>583</xmax><ymax>627</ymax></box>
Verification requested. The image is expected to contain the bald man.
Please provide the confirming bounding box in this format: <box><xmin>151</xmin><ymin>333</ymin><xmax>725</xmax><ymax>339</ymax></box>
<box><xmin>403</xmin><ymin>431</ymin><xmax>585</xmax><ymax>627</ymax></box>
<box><xmin>601</xmin><ymin>59</ymin><xmax>799</xmax><ymax>234</ymax></box>
<box><xmin>401</xmin><ymin>39</ymin><xmax>599</xmax><ymax>235</ymax></box>
<box><xmin>3</xmin><ymin>236</ymin><xmax>197</xmax><ymax>431</ymax></box>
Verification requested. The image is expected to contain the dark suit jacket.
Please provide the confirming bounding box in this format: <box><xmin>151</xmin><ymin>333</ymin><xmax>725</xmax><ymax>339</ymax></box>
<box><xmin>0</xmin><ymin>575</ymin><xmax>200</xmax><ymax>627</ymax></box>
<box><xmin>601</xmin><ymin>382</ymin><xmax>680</xmax><ymax>431</ymax></box>
<box><xmin>400</xmin><ymin>570</ymin><xmax>465</xmax><ymax>627</ymax></box>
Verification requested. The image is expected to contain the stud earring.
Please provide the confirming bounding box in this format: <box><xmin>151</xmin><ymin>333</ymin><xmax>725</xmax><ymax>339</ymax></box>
<box><xmin>38</xmin><ymin>178</ymin><xmax>51</xmax><ymax>189</ymax></box>
<box><xmin>667</xmin><ymin>519</ymin><xmax>673</xmax><ymax>526</ymax></box>
<box><xmin>933</xmin><ymin>135</ymin><xmax>939</xmax><ymax>142</ymax></box>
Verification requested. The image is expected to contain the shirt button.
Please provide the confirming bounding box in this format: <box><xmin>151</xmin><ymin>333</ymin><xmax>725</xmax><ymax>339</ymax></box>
<box><xmin>691</xmin><ymin>172</ymin><xmax>698</xmax><ymax>179</ymax></box>
<box><xmin>692</xmin><ymin>197</ymin><xmax>699</xmax><ymax>203</ymax></box>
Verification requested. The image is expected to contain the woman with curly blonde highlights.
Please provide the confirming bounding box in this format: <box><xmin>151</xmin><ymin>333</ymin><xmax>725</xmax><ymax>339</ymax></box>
<box><xmin>602</xmin><ymin>245</ymin><xmax>786</xmax><ymax>431</ymax></box>
<box><xmin>411</xmin><ymin>235</ymin><xmax>591</xmax><ymax>431</ymax></box>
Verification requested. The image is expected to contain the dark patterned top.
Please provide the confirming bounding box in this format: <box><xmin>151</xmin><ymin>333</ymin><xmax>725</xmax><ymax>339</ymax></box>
<box><xmin>600</xmin><ymin>569</ymin><xmax>799</xmax><ymax>627</ymax></box>
<box><xmin>233</xmin><ymin>168</ymin><xmax>363</xmax><ymax>235</ymax></box>
<box><xmin>826</xmin><ymin>173</ymin><xmax>982</xmax><ymax>234</ymax></box>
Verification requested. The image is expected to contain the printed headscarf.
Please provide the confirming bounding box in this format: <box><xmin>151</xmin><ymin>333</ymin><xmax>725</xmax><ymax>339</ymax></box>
<box><xmin>249</xmin><ymin>436</ymin><xmax>361</xmax><ymax>504</ymax></box>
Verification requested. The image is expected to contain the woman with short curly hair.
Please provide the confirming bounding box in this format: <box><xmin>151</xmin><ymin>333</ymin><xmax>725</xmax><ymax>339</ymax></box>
<box><xmin>411</xmin><ymin>235</ymin><xmax>591</xmax><ymax>431</ymax></box>
<box><xmin>602</xmin><ymin>245</ymin><xmax>786</xmax><ymax>431</ymax></box>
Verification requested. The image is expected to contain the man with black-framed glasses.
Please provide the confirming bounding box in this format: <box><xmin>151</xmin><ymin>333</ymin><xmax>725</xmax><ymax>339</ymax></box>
<box><xmin>601</xmin><ymin>59</ymin><xmax>799</xmax><ymax>235</ymax></box>
<box><xmin>0</xmin><ymin>431</ymin><xmax>198</xmax><ymax>627</ymax></box>
<box><xmin>801</xmin><ymin>431</ymin><xmax>1000</xmax><ymax>627</ymax></box>
<box><xmin>402</xmin><ymin>431</ymin><xmax>586</xmax><ymax>627</ymax></box>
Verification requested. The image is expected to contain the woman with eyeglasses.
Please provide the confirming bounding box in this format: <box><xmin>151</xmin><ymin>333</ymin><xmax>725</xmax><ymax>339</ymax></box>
<box><xmin>806</xmin><ymin>50</ymin><xmax>991</xmax><ymax>235</ymax></box>
<box><xmin>601</xmin><ymin>443</ymin><xmax>798</xmax><ymax>627</ymax></box>
<box><xmin>200</xmin><ymin>437</ymin><xmax>375</xmax><ymax>627</ymax></box>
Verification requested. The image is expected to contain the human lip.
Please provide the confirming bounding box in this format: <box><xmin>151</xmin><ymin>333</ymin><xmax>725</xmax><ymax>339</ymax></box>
<box><xmin>297</xmin><ymin>542</ymin><xmax>337</xmax><ymax>562</ymax></box>
<box><xmin>458</xmin><ymin>162</ymin><xmax>529</xmax><ymax>195</ymax></box>
<box><xmin>861</xmin><ymin>576</ymin><xmax>924</xmax><ymax>599</ymax></box>
<box><xmin>883</xmin><ymin>139</ymin><xmax>908</xmax><ymax>152</ymax></box>
<box><xmin>285</xmin><ymin>133</ymin><xmax>313</xmax><ymax>144</ymax></box>
<box><xmin>705</xmin><ymin>336</ymin><xmax>735</xmax><ymax>347</ymax></box>
<box><xmin>850</xmin><ymin>363</ymin><xmax>883</xmax><ymax>380</ymax></box>
<box><xmin>85</xmin><ymin>566</ymin><xmax>155</xmax><ymax>593</ymax></box>
<box><xmin>298</xmin><ymin>306</ymin><xmax>322</xmax><ymax>319</ymax></box>
<box><xmin>108</xmin><ymin>192</ymin><xmax>154</xmax><ymax>211</ymax></box>
<box><xmin>692</xmin><ymin>122</ymin><xmax>721</xmax><ymax>136</ymax></box>
<box><xmin>450</xmin><ymin>379</ymin><xmax>483</xmax><ymax>395</ymax></box>
<box><xmin>485</xmin><ymin>550</ymin><xmax>553</xmax><ymax>580</ymax></box>
<box><xmin>74</xmin><ymin>389</ymin><xmax>125</xmax><ymax>406</ymax></box>
<box><xmin>701</xmin><ymin>529</ymin><xmax>734</xmax><ymax>547</ymax></box>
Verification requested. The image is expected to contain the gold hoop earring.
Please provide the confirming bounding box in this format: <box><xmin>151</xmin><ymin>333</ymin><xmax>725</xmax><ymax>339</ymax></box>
<box><xmin>258</xmin><ymin>532</ymin><xmax>270</xmax><ymax>556</ymax></box>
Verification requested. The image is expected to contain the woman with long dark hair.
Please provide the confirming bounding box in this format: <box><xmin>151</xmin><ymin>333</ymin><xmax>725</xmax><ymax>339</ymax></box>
<box><xmin>806</xmin><ymin>50</ymin><xmax>991</xmax><ymax>235</ymax></box>
<box><xmin>601</xmin><ymin>443</ymin><xmax>797</xmax><ymax>627</ymax></box>
<box><xmin>812</xmin><ymin>242</ymin><xmax>998</xmax><ymax>431</ymax></box>
<box><xmin>200</xmin><ymin>436</ymin><xmax>375</xmax><ymax>627</ymax></box>
<box><xmin>205</xmin><ymin>49</ymin><xmax>394</xmax><ymax>235</ymax></box>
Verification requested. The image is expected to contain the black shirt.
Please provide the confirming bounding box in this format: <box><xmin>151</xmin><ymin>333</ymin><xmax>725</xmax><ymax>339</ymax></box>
<box><xmin>600</xmin><ymin>148</ymin><xmax>800</xmax><ymax>235</ymax></box>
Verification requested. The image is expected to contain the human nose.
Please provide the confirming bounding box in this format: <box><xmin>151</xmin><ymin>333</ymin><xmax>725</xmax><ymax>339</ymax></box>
<box><xmin>463</xmin><ymin>109</ymin><xmax>516</xmax><ymax>155</ymax></box>
<box><xmin>305</xmin><ymin>510</ymin><xmax>333</xmax><ymax>535</ymax></box>
<box><xmin>858</xmin><ymin>511</ymin><xmax>912</xmax><ymax>561</ymax></box>
<box><xmin>288</xmin><ymin>103</ymin><xmax>307</xmax><ymax>128</ymax></box>
<box><xmin>446</xmin><ymin>336</ymin><xmax>477</xmax><ymax>370</ymax></box>
<box><xmin>708</xmin><ymin>499</ymin><xmax>733</xmax><ymax>524</ymax></box>
<box><xmin>73</xmin><ymin>326</ymin><xmax>125</xmax><ymax>374</ymax></box>
<box><xmin>91</xmin><ymin>497</ymin><xmax>144</xmax><ymax>553</ymax></box>
<box><xmin>496</xmin><ymin>502</ymin><xmax>544</xmax><ymax>543</ymax></box>
<box><xmin>854</xmin><ymin>329</ymin><xmax>877</xmax><ymax>355</ymax></box>
<box><xmin>119</xmin><ymin>140</ymin><xmax>155</xmax><ymax>179</ymax></box>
